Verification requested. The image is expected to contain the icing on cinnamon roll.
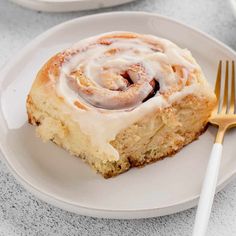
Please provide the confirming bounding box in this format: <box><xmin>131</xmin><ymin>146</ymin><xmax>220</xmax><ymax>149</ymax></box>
<box><xmin>52</xmin><ymin>32</ymin><xmax>209</xmax><ymax>160</ymax></box>
<box><xmin>57</xmin><ymin>32</ymin><xmax>199</xmax><ymax>112</ymax></box>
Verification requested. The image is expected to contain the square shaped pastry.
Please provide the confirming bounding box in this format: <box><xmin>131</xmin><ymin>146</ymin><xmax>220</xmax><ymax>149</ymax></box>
<box><xmin>27</xmin><ymin>32</ymin><xmax>216</xmax><ymax>178</ymax></box>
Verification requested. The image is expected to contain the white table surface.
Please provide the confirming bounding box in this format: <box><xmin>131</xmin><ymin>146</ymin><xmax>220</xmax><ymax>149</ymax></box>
<box><xmin>0</xmin><ymin>0</ymin><xmax>236</xmax><ymax>235</ymax></box>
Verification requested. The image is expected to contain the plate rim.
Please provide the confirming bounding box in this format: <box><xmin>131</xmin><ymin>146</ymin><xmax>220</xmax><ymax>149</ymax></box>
<box><xmin>9</xmin><ymin>0</ymin><xmax>136</xmax><ymax>12</ymax></box>
<box><xmin>0</xmin><ymin>11</ymin><xmax>236</xmax><ymax>219</ymax></box>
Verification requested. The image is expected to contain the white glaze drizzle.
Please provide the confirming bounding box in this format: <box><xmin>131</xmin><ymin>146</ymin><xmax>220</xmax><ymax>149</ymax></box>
<box><xmin>55</xmin><ymin>32</ymin><xmax>208</xmax><ymax>161</ymax></box>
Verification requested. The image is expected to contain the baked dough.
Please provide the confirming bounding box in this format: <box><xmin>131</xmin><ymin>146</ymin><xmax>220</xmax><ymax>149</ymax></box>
<box><xmin>26</xmin><ymin>32</ymin><xmax>216</xmax><ymax>178</ymax></box>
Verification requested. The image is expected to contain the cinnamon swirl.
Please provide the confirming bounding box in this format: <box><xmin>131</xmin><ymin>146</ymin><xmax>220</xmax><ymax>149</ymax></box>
<box><xmin>26</xmin><ymin>32</ymin><xmax>216</xmax><ymax>178</ymax></box>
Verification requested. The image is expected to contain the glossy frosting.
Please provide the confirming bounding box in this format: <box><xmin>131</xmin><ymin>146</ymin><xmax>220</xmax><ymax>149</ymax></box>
<box><xmin>55</xmin><ymin>32</ymin><xmax>210</xmax><ymax>161</ymax></box>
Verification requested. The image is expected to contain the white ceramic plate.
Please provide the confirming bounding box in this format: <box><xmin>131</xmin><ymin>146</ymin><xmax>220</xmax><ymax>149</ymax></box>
<box><xmin>0</xmin><ymin>12</ymin><xmax>236</xmax><ymax>219</ymax></box>
<box><xmin>9</xmin><ymin>0</ymin><xmax>136</xmax><ymax>12</ymax></box>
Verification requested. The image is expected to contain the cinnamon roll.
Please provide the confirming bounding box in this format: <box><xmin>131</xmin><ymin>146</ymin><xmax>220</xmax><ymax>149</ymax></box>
<box><xmin>26</xmin><ymin>32</ymin><xmax>216</xmax><ymax>178</ymax></box>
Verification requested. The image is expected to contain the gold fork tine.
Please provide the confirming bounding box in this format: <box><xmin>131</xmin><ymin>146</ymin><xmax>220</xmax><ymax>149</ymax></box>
<box><xmin>213</xmin><ymin>61</ymin><xmax>222</xmax><ymax>115</ymax></box>
<box><xmin>221</xmin><ymin>61</ymin><xmax>229</xmax><ymax>114</ymax></box>
<box><xmin>229</xmin><ymin>61</ymin><xmax>235</xmax><ymax>114</ymax></box>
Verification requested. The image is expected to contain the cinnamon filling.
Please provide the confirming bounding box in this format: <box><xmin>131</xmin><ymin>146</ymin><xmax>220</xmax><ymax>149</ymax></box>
<box><xmin>143</xmin><ymin>80</ymin><xmax>160</xmax><ymax>102</ymax></box>
<box><xmin>120</xmin><ymin>71</ymin><xmax>134</xmax><ymax>87</ymax></box>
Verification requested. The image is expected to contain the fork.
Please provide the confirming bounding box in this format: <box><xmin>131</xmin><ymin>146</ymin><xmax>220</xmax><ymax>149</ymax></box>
<box><xmin>192</xmin><ymin>61</ymin><xmax>236</xmax><ymax>236</ymax></box>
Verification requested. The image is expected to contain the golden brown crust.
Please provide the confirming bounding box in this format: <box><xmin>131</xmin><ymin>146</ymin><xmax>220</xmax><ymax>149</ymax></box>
<box><xmin>32</xmin><ymin>53</ymin><xmax>64</xmax><ymax>89</ymax></box>
<box><xmin>26</xmin><ymin>95</ymin><xmax>37</xmax><ymax>125</ymax></box>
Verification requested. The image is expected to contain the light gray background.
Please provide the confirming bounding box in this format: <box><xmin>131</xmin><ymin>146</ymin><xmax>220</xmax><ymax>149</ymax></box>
<box><xmin>0</xmin><ymin>0</ymin><xmax>236</xmax><ymax>235</ymax></box>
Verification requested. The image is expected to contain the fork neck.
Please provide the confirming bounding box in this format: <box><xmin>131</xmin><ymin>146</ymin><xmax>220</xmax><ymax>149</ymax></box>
<box><xmin>215</xmin><ymin>125</ymin><xmax>227</xmax><ymax>144</ymax></box>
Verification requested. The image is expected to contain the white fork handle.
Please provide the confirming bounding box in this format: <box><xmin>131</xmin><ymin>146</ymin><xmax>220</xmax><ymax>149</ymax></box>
<box><xmin>192</xmin><ymin>143</ymin><xmax>223</xmax><ymax>236</ymax></box>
